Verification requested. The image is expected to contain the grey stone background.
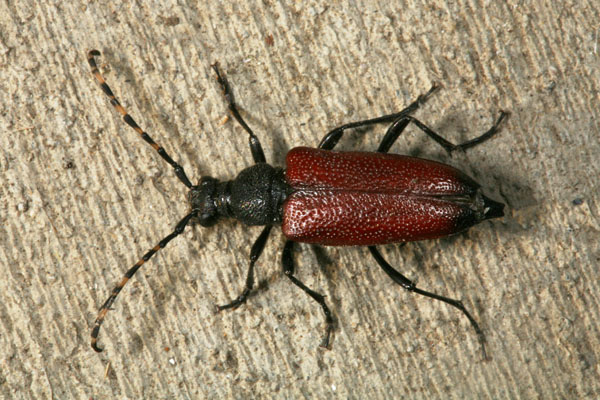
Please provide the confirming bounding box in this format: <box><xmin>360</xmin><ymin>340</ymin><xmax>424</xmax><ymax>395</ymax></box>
<box><xmin>1</xmin><ymin>0</ymin><xmax>598</xmax><ymax>398</ymax></box>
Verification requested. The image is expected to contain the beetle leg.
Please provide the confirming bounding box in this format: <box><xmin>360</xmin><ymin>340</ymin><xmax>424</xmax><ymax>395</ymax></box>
<box><xmin>318</xmin><ymin>84</ymin><xmax>439</xmax><ymax>150</ymax></box>
<box><xmin>453</xmin><ymin>111</ymin><xmax>508</xmax><ymax>151</ymax></box>
<box><xmin>212</xmin><ymin>63</ymin><xmax>267</xmax><ymax>164</ymax></box>
<box><xmin>377</xmin><ymin>118</ymin><xmax>411</xmax><ymax>153</ymax></box>
<box><xmin>217</xmin><ymin>226</ymin><xmax>272</xmax><ymax>311</ymax></box>
<box><xmin>378</xmin><ymin>112</ymin><xmax>509</xmax><ymax>154</ymax></box>
<box><xmin>368</xmin><ymin>246</ymin><xmax>488</xmax><ymax>360</ymax></box>
<box><xmin>87</xmin><ymin>50</ymin><xmax>193</xmax><ymax>189</ymax></box>
<box><xmin>282</xmin><ymin>240</ymin><xmax>334</xmax><ymax>348</ymax></box>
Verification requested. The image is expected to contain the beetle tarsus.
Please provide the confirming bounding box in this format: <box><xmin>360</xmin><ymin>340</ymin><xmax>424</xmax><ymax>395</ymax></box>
<box><xmin>318</xmin><ymin>85</ymin><xmax>441</xmax><ymax>150</ymax></box>
<box><xmin>216</xmin><ymin>296</ymin><xmax>246</xmax><ymax>311</ymax></box>
<box><xmin>217</xmin><ymin>226</ymin><xmax>272</xmax><ymax>311</ymax></box>
<box><xmin>319</xmin><ymin>325</ymin><xmax>334</xmax><ymax>349</ymax></box>
<box><xmin>455</xmin><ymin>110</ymin><xmax>509</xmax><ymax>151</ymax></box>
<box><xmin>417</xmin><ymin>83</ymin><xmax>441</xmax><ymax>105</ymax></box>
<box><xmin>368</xmin><ymin>246</ymin><xmax>489</xmax><ymax>360</ymax></box>
<box><xmin>378</xmin><ymin>109</ymin><xmax>509</xmax><ymax>154</ymax></box>
<box><xmin>212</xmin><ymin>62</ymin><xmax>266</xmax><ymax>164</ymax></box>
<box><xmin>283</xmin><ymin>241</ymin><xmax>335</xmax><ymax>348</ymax></box>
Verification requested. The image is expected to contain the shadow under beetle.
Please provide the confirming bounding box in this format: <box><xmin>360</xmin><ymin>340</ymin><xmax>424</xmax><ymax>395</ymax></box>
<box><xmin>88</xmin><ymin>50</ymin><xmax>507</xmax><ymax>358</ymax></box>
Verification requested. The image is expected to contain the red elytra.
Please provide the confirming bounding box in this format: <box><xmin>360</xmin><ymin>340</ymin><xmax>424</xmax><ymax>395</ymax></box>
<box><xmin>283</xmin><ymin>147</ymin><xmax>487</xmax><ymax>245</ymax></box>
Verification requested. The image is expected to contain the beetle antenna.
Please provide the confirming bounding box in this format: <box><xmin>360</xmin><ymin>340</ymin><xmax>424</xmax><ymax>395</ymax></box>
<box><xmin>87</xmin><ymin>50</ymin><xmax>193</xmax><ymax>189</ymax></box>
<box><xmin>91</xmin><ymin>211</ymin><xmax>197</xmax><ymax>352</ymax></box>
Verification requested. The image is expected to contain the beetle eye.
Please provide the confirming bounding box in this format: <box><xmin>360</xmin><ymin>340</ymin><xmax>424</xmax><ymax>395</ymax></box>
<box><xmin>198</xmin><ymin>212</ymin><xmax>217</xmax><ymax>227</ymax></box>
<box><xmin>189</xmin><ymin>177</ymin><xmax>219</xmax><ymax>227</ymax></box>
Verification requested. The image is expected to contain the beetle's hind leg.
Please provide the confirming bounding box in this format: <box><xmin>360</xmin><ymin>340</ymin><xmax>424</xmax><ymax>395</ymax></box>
<box><xmin>282</xmin><ymin>241</ymin><xmax>334</xmax><ymax>348</ymax></box>
<box><xmin>318</xmin><ymin>84</ymin><xmax>439</xmax><ymax>151</ymax></box>
<box><xmin>378</xmin><ymin>111</ymin><xmax>509</xmax><ymax>154</ymax></box>
<box><xmin>217</xmin><ymin>226</ymin><xmax>272</xmax><ymax>310</ymax></box>
<box><xmin>368</xmin><ymin>246</ymin><xmax>488</xmax><ymax>360</ymax></box>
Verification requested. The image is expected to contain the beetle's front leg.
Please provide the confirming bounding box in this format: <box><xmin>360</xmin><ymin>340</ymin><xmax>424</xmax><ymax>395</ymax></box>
<box><xmin>217</xmin><ymin>226</ymin><xmax>272</xmax><ymax>310</ymax></box>
<box><xmin>212</xmin><ymin>63</ymin><xmax>267</xmax><ymax>164</ymax></box>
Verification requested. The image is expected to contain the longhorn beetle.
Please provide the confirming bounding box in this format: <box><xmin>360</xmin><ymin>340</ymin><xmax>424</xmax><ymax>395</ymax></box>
<box><xmin>88</xmin><ymin>50</ymin><xmax>507</xmax><ymax>357</ymax></box>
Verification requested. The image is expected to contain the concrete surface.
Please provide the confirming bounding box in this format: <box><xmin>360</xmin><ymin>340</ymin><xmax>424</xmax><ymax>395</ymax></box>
<box><xmin>0</xmin><ymin>0</ymin><xmax>599</xmax><ymax>398</ymax></box>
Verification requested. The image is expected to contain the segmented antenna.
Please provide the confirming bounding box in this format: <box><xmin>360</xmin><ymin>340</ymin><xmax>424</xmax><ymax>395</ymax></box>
<box><xmin>90</xmin><ymin>212</ymin><xmax>197</xmax><ymax>352</ymax></box>
<box><xmin>88</xmin><ymin>50</ymin><xmax>198</xmax><ymax>351</ymax></box>
<box><xmin>87</xmin><ymin>50</ymin><xmax>193</xmax><ymax>188</ymax></box>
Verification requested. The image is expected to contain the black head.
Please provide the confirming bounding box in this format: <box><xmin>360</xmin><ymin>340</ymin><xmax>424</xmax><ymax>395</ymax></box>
<box><xmin>188</xmin><ymin>176</ymin><xmax>220</xmax><ymax>227</ymax></box>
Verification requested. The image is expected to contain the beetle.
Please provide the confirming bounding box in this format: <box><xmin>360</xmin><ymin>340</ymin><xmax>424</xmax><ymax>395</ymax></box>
<box><xmin>87</xmin><ymin>50</ymin><xmax>507</xmax><ymax>357</ymax></box>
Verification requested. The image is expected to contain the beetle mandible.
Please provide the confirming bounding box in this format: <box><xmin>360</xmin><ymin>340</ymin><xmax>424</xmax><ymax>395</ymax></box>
<box><xmin>87</xmin><ymin>50</ymin><xmax>507</xmax><ymax>357</ymax></box>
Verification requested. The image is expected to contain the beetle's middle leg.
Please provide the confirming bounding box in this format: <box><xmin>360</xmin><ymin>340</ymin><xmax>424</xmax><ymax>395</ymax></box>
<box><xmin>318</xmin><ymin>84</ymin><xmax>439</xmax><ymax>150</ymax></box>
<box><xmin>282</xmin><ymin>240</ymin><xmax>334</xmax><ymax>348</ymax></box>
<box><xmin>212</xmin><ymin>63</ymin><xmax>266</xmax><ymax>164</ymax></box>
<box><xmin>217</xmin><ymin>226</ymin><xmax>272</xmax><ymax>310</ymax></box>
